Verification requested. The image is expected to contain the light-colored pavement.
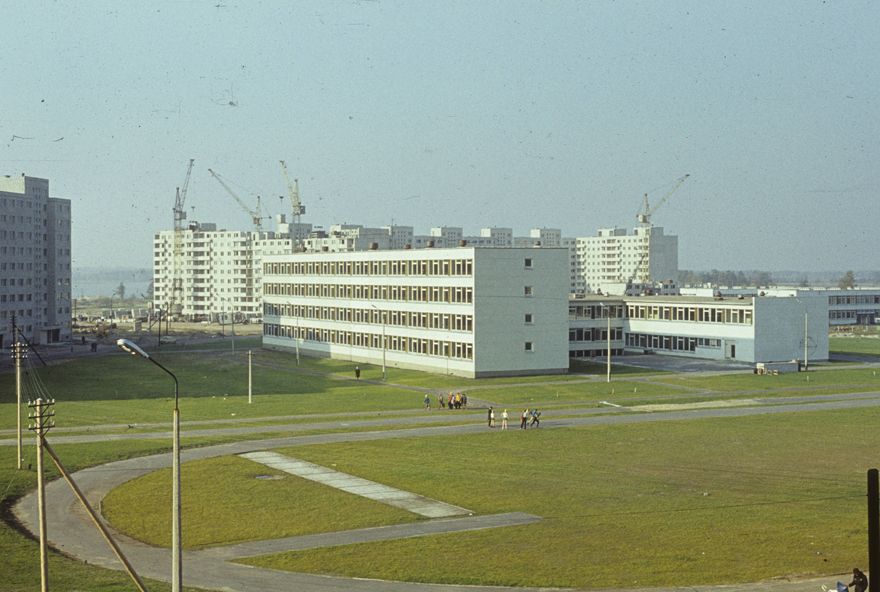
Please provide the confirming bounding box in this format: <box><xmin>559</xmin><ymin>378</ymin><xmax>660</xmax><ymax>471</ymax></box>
<box><xmin>13</xmin><ymin>392</ymin><xmax>880</xmax><ymax>592</ymax></box>
<box><xmin>240</xmin><ymin>450</ymin><xmax>473</xmax><ymax>518</ymax></box>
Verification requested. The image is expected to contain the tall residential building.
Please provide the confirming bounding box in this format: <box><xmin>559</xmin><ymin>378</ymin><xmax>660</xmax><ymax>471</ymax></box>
<box><xmin>571</xmin><ymin>227</ymin><xmax>678</xmax><ymax>293</ymax></box>
<box><xmin>0</xmin><ymin>174</ymin><xmax>72</xmax><ymax>347</ymax></box>
<box><xmin>152</xmin><ymin>217</ymin><xmax>680</xmax><ymax>321</ymax></box>
<box><xmin>261</xmin><ymin>247</ymin><xmax>571</xmax><ymax>378</ymax></box>
<box><xmin>152</xmin><ymin>223</ymin><xmax>296</xmax><ymax>320</ymax></box>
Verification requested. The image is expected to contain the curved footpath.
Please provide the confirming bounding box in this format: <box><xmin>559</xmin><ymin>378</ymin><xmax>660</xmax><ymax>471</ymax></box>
<box><xmin>13</xmin><ymin>393</ymin><xmax>880</xmax><ymax>592</ymax></box>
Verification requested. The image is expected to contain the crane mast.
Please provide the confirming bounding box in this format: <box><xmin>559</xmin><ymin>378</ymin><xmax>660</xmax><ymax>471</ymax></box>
<box><xmin>630</xmin><ymin>174</ymin><xmax>689</xmax><ymax>285</ymax></box>
<box><xmin>171</xmin><ymin>159</ymin><xmax>194</xmax><ymax>316</ymax></box>
<box><xmin>280</xmin><ymin>160</ymin><xmax>305</xmax><ymax>252</ymax></box>
<box><xmin>207</xmin><ymin>169</ymin><xmax>264</xmax><ymax>231</ymax></box>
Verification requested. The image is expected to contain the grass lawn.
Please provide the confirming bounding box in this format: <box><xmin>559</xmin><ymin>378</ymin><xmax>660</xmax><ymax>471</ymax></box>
<box><xmin>830</xmin><ymin>336</ymin><xmax>880</xmax><ymax>358</ymax></box>
<box><xmin>4</xmin><ymin>351</ymin><xmax>880</xmax><ymax>590</ymax></box>
<box><xmin>658</xmin><ymin>368</ymin><xmax>880</xmax><ymax>393</ymax></box>
<box><xmin>102</xmin><ymin>406</ymin><xmax>877</xmax><ymax>589</ymax></box>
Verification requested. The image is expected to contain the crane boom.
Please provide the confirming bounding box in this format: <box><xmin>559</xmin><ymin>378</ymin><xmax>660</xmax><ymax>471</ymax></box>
<box><xmin>171</xmin><ymin>159</ymin><xmax>195</xmax><ymax>317</ymax></box>
<box><xmin>280</xmin><ymin>160</ymin><xmax>305</xmax><ymax>252</ymax></box>
<box><xmin>630</xmin><ymin>174</ymin><xmax>689</xmax><ymax>285</ymax></box>
<box><xmin>207</xmin><ymin>168</ymin><xmax>263</xmax><ymax>231</ymax></box>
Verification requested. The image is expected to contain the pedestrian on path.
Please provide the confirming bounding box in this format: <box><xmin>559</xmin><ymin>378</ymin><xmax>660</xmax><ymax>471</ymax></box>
<box><xmin>488</xmin><ymin>406</ymin><xmax>494</xmax><ymax>428</ymax></box>
<box><xmin>438</xmin><ymin>393</ymin><xmax>445</xmax><ymax>409</ymax></box>
<box><xmin>530</xmin><ymin>409</ymin><xmax>541</xmax><ymax>428</ymax></box>
<box><xmin>425</xmin><ymin>394</ymin><xmax>431</xmax><ymax>410</ymax></box>
<box><xmin>501</xmin><ymin>409</ymin><xmax>508</xmax><ymax>429</ymax></box>
<box><xmin>520</xmin><ymin>409</ymin><xmax>529</xmax><ymax>429</ymax></box>
<box><xmin>355</xmin><ymin>366</ymin><xmax>360</xmax><ymax>380</ymax></box>
<box><xmin>849</xmin><ymin>568</ymin><xmax>868</xmax><ymax>592</ymax></box>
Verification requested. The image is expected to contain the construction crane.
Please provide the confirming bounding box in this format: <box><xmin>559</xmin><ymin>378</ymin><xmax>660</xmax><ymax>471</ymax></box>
<box><xmin>207</xmin><ymin>168</ymin><xmax>263</xmax><ymax>231</ymax></box>
<box><xmin>629</xmin><ymin>174</ymin><xmax>689</xmax><ymax>285</ymax></box>
<box><xmin>171</xmin><ymin>159</ymin><xmax>195</xmax><ymax>316</ymax></box>
<box><xmin>280</xmin><ymin>160</ymin><xmax>305</xmax><ymax>252</ymax></box>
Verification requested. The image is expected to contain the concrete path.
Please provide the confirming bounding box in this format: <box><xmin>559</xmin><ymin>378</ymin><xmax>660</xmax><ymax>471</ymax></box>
<box><xmin>240</xmin><ymin>450</ymin><xmax>473</xmax><ymax>518</ymax></box>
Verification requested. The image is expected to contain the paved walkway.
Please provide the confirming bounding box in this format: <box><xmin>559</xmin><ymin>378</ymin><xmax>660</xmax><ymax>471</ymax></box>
<box><xmin>12</xmin><ymin>390</ymin><xmax>880</xmax><ymax>591</ymax></box>
<box><xmin>240</xmin><ymin>451</ymin><xmax>473</xmax><ymax>518</ymax></box>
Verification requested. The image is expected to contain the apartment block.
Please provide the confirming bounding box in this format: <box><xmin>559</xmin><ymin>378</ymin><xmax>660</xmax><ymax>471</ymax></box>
<box><xmin>0</xmin><ymin>174</ymin><xmax>72</xmax><ymax>347</ymax></box>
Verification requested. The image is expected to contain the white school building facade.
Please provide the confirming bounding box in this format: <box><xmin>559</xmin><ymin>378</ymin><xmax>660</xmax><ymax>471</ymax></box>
<box><xmin>261</xmin><ymin>247</ymin><xmax>571</xmax><ymax>378</ymax></box>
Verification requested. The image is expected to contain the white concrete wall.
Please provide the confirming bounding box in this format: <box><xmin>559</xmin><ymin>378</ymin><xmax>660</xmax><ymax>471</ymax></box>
<box><xmin>753</xmin><ymin>295</ymin><xmax>829</xmax><ymax>363</ymax></box>
<box><xmin>472</xmin><ymin>249</ymin><xmax>569</xmax><ymax>376</ymax></box>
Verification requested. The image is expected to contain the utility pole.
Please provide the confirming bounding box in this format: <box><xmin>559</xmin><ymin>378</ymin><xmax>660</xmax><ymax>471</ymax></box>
<box><xmin>28</xmin><ymin>398</ymin><xmax>55</xmax><ymax>592</ymax></box>
<box><xmin>606</xmin><ymin>306</ymin><xmax>612</xmax><ymax>383</ymax></box>
<box><xmin>869</xmin><ymin>469</ymin><xmax>879</xmax><ymax>582</ymax></box>
<box><xmin>248</xmin><ymin>350</ymin><xmax>253</xmax><ymax>404</ymax></box>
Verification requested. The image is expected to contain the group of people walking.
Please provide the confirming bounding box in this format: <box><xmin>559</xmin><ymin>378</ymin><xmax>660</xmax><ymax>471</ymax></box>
<box><xmin>426</xmin><ymin>392</ymin><xmax>468</xmax><ymax>410</ymax></box>
<box><xmin>520</xmin><ymin>408</ymin><xmax>540</xmax><ymax>429</ymax></box>
<box><xmin>485</xmin><ymin>407</ymin><xmax>540</xmax><ymax>429</ymax></box>
<box><xmin>425</xmin><ymin>396</ymin><xmax>541</xmax><ymax>429</ymax></box>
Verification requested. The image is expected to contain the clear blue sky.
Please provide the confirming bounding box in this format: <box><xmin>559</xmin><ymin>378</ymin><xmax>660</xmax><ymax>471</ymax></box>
<box><xmin>2</xmin><ymin>1</ymin><xmax>877</xmax><ymax>272</ymax></box>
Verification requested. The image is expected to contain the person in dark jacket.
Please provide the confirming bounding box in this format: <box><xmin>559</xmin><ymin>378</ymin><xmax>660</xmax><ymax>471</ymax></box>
<box><xmin>849</xmin><ymin>568</ymin><xmax>868</xmax><ymax>592</ymax></box>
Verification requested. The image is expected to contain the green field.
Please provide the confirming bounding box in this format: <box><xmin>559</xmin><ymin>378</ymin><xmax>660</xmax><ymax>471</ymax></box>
<box><xmin>2</xmin><ymin>350</ymin><xmax>879</xmax><ymax>590</ymax></box>
<box><xmin>830</xmin><ymin>336</ymin><xmax>880</xmax><ymax>358</ymax></box>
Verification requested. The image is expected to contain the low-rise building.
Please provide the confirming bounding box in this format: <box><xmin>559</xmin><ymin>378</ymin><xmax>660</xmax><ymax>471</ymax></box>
<box><xmin>261</xmin><ymin>247</ymin><xmax>571</xmax><ymax>378</ymax></box>
<box><xmin>568</xmin><ymin>293</ymin><xmax>828</xmax><ymax>364</ymax></box>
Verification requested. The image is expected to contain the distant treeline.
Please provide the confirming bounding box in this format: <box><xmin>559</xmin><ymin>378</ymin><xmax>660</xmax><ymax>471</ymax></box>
<box><xmin>680</xmin><ymin>269</ymin><xmax>880</xmax><ymax>289</ymax></box>
<box><xmin>679</xmin><ymin>270</ymin><xmax>775</xmax><ymax>289</ymax></box>
<box><xmin>74</xmin><ymin>267</ymin><xmax>151</xmax><ymax>282</ymax></box>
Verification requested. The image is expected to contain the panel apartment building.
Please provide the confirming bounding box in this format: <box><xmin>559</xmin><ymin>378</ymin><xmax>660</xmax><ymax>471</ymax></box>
<box><xmin>302</xmin><ymin>224</ymin><xmax>678</xmax><ymax>295</ymax></box>
<box><xmin>261</xmin><ymin>247</ymin><xmax>571</xmax><ymax>378</ymax></box>
<box><xmin>152</xmin><ymin>218</ymin><xmax>311</xmax><ymax>320</ymax></box>
<box><xmin>0</xmin><ymin>174</ymin><xmax>72</xmax><ymax>347</ymax></box>
<box><xmin>153</xmin><ymin>217</ymin><xmax>678</xmax><ymax>321</ymax></box>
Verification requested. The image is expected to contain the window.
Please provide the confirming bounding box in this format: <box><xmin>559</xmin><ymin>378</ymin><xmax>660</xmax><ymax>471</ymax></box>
<box><xmin>524</xmin><ymin>258</ymin><xmax>533</xmax><ymax>268</ymax></box>
<box><xmin>524</xmin><ymin>286</ymin><xmax>533</xmax><ymax>296</ymax></box>
<box><xmin>525</xmin><ymin>314</ymin><xmax>533</xmax><ymax>324</ymax></box>
<box><xmin>525</xmin><ymin>342</ymin><xmax>534</xmax><ymax>352</ymax></box>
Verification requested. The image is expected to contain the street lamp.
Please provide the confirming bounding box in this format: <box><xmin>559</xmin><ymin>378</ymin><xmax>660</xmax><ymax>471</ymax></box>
<box><xmin>117</xmin><ymin>339</ymin><xmax>182</xmax><ymax>592</ymax></box>
<box><xmin>601</xmin><ymin>303</ymin><xmax>612</xmax><ymax>383</ymax></box>
<box><xmin>369</xmin><ymin>303</ymin><xmax>386</xmax><ymax>380</ymax></box>
<box><xmin>794</xmin><ymin>297</ymin><xmax>809</xmax><ymax>371</ymax></box>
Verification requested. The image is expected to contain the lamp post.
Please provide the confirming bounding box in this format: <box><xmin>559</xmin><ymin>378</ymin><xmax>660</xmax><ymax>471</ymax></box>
<box><xmin>601</xmin><ymin>303</ymin><xmax>612</xmax><ymax>383</ymax></box>
<box><xmin>117</xmin><ymin>339</ymin><xmax>182</xmax><ymax>592</ymax></box>
<box><xmin>369</xmin><ymin>303</ymin><xmax>386</xmax><ymax>380</ymax></box>
<box><xmin>794</xmin><ymin>297</ymin><xmax>809</xmax><ymax>371</ymax></box>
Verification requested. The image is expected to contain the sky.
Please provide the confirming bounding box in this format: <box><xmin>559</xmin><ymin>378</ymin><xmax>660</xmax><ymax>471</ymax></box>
<box><xmin>2</xmin><ymin>0</ymin><xmax>877</xmax><ymax>273</ymax></box>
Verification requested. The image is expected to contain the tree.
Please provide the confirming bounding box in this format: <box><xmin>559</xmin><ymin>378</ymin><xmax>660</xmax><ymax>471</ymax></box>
<box><xmin>114</xmin><ymin>282</ymin><xmax>126</xmax><ymax>300</ymax></box>
<box><xmin>799</xmin><ymin>275</ymin><xmax>809</xmax><ymax>288</ymax></box>
<box><xmin>838</xmin><ymin>270</ymin><xmax>857</xmax><ymax>290</ymax></box>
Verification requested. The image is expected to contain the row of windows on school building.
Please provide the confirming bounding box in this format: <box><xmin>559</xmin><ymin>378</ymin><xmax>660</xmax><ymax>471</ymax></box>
<box><xmin>829</xmin><ymin>295</ymin><xmax>880</xmax><ymax>305</ymax></box>
<box><xmin>625</xmin><ymin>303</ymin><xmax>754</xmax><ymax>324</ymax></box>
<box><xmin>264</xmin><ymin>282</ymin><xmax>474</xmax><ymax>304</ymax></box>
<box><xmin>264</xmin><ymin>258</ymin><xmax>475</xmax><ymax>278</ymax></box>
<box><xmin>262</xmin><ymin>321</ymin><xmax>474</xmax><ymax>359</ymax></box>
<box><xmin>569</xmin><ymin>303</ymin><xmax>754</xmax><ymax>325</ymax></box>
<box><xmin>626</xmin><ymin>333</ymin><xmax>722</xmax><ymax>353</ymax></box>
<box><xmin>263</xmin><ymin>302</ymin><xmax>474</xmax><ymax>332</ymax></box>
